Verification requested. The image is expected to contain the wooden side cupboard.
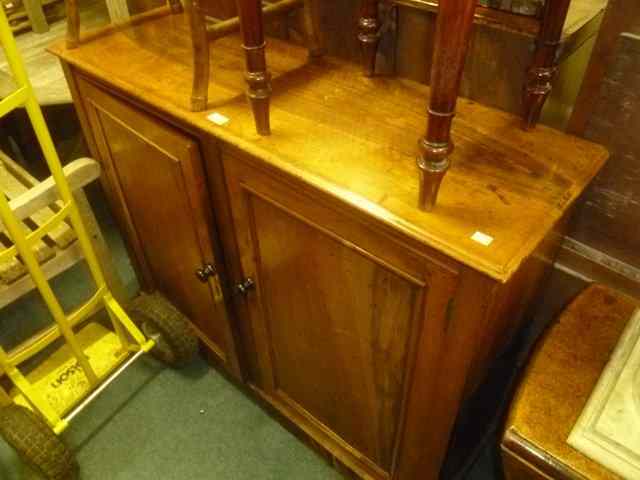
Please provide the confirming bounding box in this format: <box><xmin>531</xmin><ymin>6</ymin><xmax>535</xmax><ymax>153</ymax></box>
<box><xmin>50</xmin><ymin>13</ymin><xmax>608</xmax><ymax>480</ymax></box>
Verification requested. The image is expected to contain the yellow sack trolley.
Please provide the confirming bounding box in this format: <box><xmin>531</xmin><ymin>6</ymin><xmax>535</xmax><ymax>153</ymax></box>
<box><xmin>0</xmin><ymin>7</ymin><xmax>198</xmax><ymax>480</ymax></box>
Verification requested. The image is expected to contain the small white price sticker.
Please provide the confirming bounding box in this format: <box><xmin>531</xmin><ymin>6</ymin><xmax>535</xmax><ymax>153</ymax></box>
<box><xmin>471</xmin><ymin>231</ymin><xmax>494</xmax><ymax>246</ymax></box>
<box><xmin>207</xmin><ymin>112</ymin><xmax>230</xmax><ymax>126</ymax></box>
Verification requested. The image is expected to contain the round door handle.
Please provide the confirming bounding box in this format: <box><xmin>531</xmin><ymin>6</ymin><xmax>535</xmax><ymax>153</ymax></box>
<box><xmin>195</xmin><ymin>263</ymin><xmax>216</xmax><ymax>283</ymax></box>
<box><xmin>235</xmin><ymin>277</ymin><xmax>255</xmax><ymax>296</ymax></box>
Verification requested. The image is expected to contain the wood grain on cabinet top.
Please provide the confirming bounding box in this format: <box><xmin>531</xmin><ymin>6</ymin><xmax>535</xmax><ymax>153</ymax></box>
<box><xmin>48</xmin><ymin>12</ymin><xmax>608</xmax><ymax>282</ymax></box>
<box><xmin>502</xmin><ymin>284</ymin><xmax>638</xmax><ymax>479</ymax></box>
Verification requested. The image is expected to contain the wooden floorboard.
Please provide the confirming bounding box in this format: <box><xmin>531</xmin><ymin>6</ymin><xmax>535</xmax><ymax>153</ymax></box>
<box><xmin>0</xmin><ymin>0</ymin><xmax>108</xmax><ymax>105</ymax></box>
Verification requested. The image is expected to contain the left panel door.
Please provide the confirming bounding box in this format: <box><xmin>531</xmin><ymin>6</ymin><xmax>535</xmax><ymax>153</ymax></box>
<box><xmin>76</xmin><ymin>76</ymin><xmax>240</xmax><ymax>376</ymax></box>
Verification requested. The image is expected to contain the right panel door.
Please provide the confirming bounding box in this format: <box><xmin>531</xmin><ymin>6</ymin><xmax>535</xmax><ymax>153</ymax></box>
<box><xmin>222</xmin><ymin>150</ymin><xmax>459</xmax><ymax>479</ymax></box>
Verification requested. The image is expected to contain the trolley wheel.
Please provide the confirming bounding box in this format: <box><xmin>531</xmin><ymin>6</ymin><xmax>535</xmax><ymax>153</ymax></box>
<box><xmin>0</xmin><ymin>404</ymin><xmax>77</xmax><ymax>480</ymax></box>
<box><xmin>128</xmin><ymin>292</ymin><xmax>199</xmax><ymax>367</ymax></box>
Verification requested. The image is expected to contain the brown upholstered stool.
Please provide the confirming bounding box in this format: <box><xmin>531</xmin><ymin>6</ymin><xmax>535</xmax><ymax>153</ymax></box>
<box><xmin>501</xmin><ymin>284</ymin><xmax>639</xmax><ymax>480</ymax></box>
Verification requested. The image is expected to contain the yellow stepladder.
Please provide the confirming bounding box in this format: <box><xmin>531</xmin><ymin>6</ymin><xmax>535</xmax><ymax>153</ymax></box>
<box><xmin>0</xmin><ymin>7</ymin><xmax>198</xmax><ymax>480</ymax></box>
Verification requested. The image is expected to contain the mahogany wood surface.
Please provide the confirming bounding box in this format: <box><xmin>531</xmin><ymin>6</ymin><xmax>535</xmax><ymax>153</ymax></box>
<box><xmin>501</xmin><ymin>284</ymin><xmax>638</xmax><ymax>479</ymax></box>
<box><xmin>222</xmin><ymin>148</ymin><xmax>441</xmax><ymax>475</ymax></box>
<box><xmin>418</xmin><ymin>0</ymin><xmax>476</xmax><ymax>210</ymax></box>
<box><xmin>393</xmin><ymin>0</ymin><xmax>541</xmax><ymax>36</ymax></box>
<box><xmin>188</xmin><ymin>0</ymin><xmax>322</xmax><ymax>132</ymax></box>
<box><xmin>234</xmin><ymin>0</ymin><xmax>272</xmax><ymax>135</ymax></box>
<box><xmin>361</xmin><ymin>0</ymin><xmax>600</xmax><ymax>130</ymax></box>
<box><xmin>187</xmin><ymin>0</ymin><xmax>210</xmax><ymax>111</ymax></box>
<box><xmin>215</xmin><ymin>143</ymin><xmax>544</xmax><ymax>479</ymax></box>
<box><xmin>202</xmin><ymin>0</ymin><xmax>604</xmax><ymax>126</ymax></box>
<box><xmin>51</xmin><ymin>16</ymin><xmax>608</xmax><ymax>479</ymax></box>
<box><xmin>301</xmin><ymin>0</ymin><xmax>325</xmax><ymax>58</ymax></box>
<box><xmin>522</xmin><ymin>0</ymin><xmax>573</xmax><ymax>129</ymax></box>
<box><xmin>48</xmin><ymin>14</ymin><xmax>608</xmax><ymax>282</ymax></box>
<box><xmin>205</xmin><ymin>0</ymin><xmax>303</xmax><ymax>41</ymax></box>
<box><xmin>358</xmin><ymin>0</ymin><xmax>381</xmax><ymax>76</ymax></box>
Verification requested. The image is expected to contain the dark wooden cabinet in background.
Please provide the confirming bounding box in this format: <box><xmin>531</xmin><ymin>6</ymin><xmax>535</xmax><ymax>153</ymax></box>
<box><xmin>75</xmin><ymin>78</ymin><xmax>241</xmax><ymax>376</ymax></box>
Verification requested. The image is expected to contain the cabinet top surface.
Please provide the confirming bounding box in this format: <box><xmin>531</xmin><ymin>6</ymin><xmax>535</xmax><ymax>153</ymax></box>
<box><xmin>49</xmin><ymin>12</ymin><xmax>607</xmax><ymax>282</ymax></box>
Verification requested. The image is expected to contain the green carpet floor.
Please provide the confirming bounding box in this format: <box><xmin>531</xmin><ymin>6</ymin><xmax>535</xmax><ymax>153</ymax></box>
<box><xmin>1</xmin><ymin>356</ymin><xmax>343</xmax><ymax>479</ymax></box>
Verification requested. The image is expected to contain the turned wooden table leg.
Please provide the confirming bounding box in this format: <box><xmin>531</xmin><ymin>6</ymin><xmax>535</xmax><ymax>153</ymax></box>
<box><xmin>24</xmin><ymin>0</ymin><xmax>49</xmax><ymax>33</ymax></box>
<box><xmin>168</xmin><ymin>0</ymin><xmax>183</xmax><ymax>14</ymax></box>
<box><xmin>235</xmin><ymin>0</ymin><xmax>272</xmax><ymax>135</ymax></box>
<box><xmin>189</xmin><ymin>0</ymin><xmax>209</xmax><ymax>111</ymax></box>
<box><xmin>523</xmin><ymin>0</ymin><xmax>571</xmax><ymax>130</ymax></box>
<box><xmin>418</xmin><ymin>0</ymin><xmax>476</xmax><ymax>211</ymax></box>
<box><xmin>359</xmin><ymin>0</ymin><xmax>381</xmax><ymax>76</ymax></box>
<box><xmin>65</xmin><ymin>0</ymin><xmax>80</xmax><ymax>48</ymax></box>
<box><xmin>302</xmin><ymin>0</ymin><xmax>326</xmax><ymax>59</ymax></box>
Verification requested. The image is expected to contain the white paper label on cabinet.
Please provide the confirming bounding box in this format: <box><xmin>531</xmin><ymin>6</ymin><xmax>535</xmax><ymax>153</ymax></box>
<box><xmin>471</xmin><ymin>231</ymin><xmax>494</xmax><ymax>246</ymax></box>
<box><xmin>208</xmin><ymin>112</ymin><xmax>230</xmax><ymax>126</ymax></box>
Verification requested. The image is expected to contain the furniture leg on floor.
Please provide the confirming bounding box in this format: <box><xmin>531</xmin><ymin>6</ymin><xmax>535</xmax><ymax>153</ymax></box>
<box><xmin>358</xmin><ymin>0</ymin><xmax>381</xmax><ymax>76</ymax></box>
<box><xmin>523</xmin><ymin>0</ymin><xmax>572</xmax><ymax>129</ymax></box>
<box><xmin>418</xmin><ymin>0</ymin><xmax>476</xmax><ymax>210</ymax></box>
<box><xmin>235</xmin><ymin>0</ymin><xmax>272</xmax><ymax>135</ymax></box>
<box><xmin>189</xmin><ymin>0</ymin><xmax>323</xmax><ymax>134</ymax></box>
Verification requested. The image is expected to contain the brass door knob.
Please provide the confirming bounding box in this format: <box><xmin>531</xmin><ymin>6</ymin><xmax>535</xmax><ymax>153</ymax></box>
<box><xmin>235</xmin><ymin>278</ymin><xmax>255</xmax><ymax>296</ymax></box>
<box><xmin>195</xmin><ymin>263</ymin><xmax>216</xmax><ymax>283</ymax></box>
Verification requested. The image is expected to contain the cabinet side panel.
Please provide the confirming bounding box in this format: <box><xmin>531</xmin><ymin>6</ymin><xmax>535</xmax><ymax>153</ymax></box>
<box><xmin>466</xmin><ymin>214</ymin><xmax>565</xmax><ymax>394</ymax></box>
<box><xmin>396</xmin><ymin>267</ymin><xmax>492</xmax><ymax>480</ymax></box>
